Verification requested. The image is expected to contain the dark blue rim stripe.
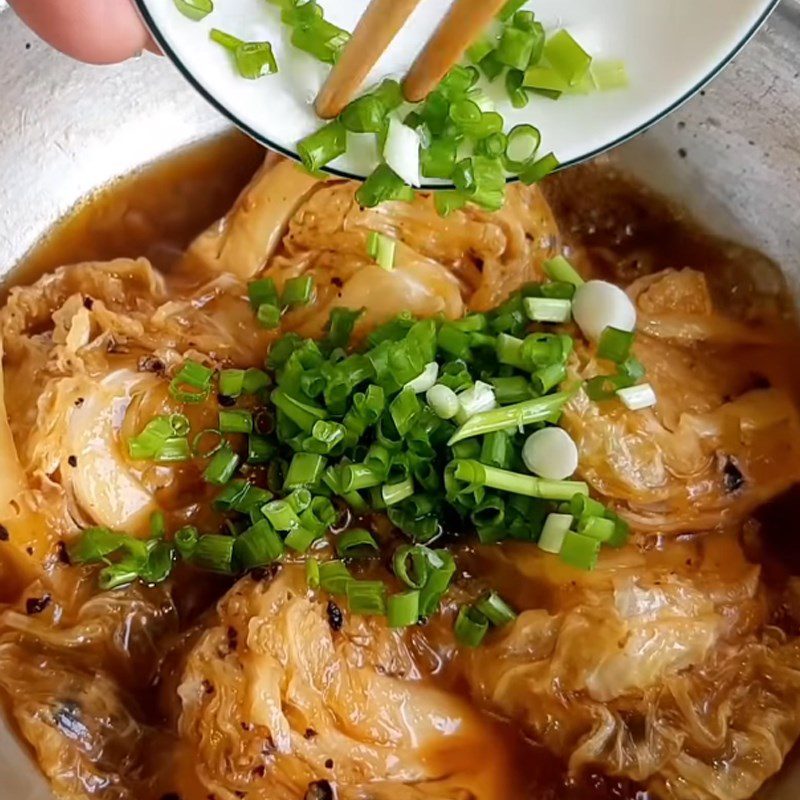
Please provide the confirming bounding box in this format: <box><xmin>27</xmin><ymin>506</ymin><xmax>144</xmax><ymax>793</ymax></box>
<box><xmin>135</xmin><ymin>0</ymin><xmax>781</xmax><ymax>187</ymax></box>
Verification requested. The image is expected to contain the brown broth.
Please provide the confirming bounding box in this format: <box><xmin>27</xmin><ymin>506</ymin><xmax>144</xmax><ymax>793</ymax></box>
<box><xmin>8</xmin><ymin>134</ymin><xmax>799</xmax><ymax>800</ymax></box>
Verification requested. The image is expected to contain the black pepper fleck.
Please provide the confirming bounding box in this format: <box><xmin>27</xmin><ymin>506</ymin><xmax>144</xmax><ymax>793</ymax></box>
<box><xmin>83</xmin><ymin>296</ymin><xmax>94</xmax><ymax>310</ymax></box>
<box><xmin>26</xmin><ymin>595</ymin><xmax>51</xmax><ymax>615</ymax></box>
<box><xmin>218</xmin><ymin>393</ymin><xmax>237</xmax><ymax>407</ymax></box>
<box><xmin>723</xmin><ymin>458</ymin><xmax>745</xmax><ymax>493</ymax></box>
<box><xmin>227</xmin><ymin>626</ymin><xmax>239</xmax><ymax>652</ymax></box>
<box><xmin>678</xmin><ymin>148</ymin><xmax>687</xmax><ymax>158</ymax></box>
<box><xmin>25</xmin><ymin>546</ymin><xmax>33</xmax><ymax>555</ymax></box>
<box><xmin>304</xmin><ymin>728</ymin><xmax>317</xmax><ymax>739</ymax></box>
<box><xmin>0</xmin><ymin>524</ymin><xmax>8</xmax><ymax>542</ymax></box>
<box><xmin>138</xmin><ymin>355</ymin><xmax>165</xmax><ymax>374</ymax></box>
<box><xmin>74</xmin><ymin>397</ymin><xmax>84</xmax><ymax>407</ymax></box>
<box><xmin>67</xmin><ymin>455</ymin><xmax>78</xmax><ymax>467</ymax></box>
<box><xmin>326</xmin><ymin>601</ymin><xmax>343</xmax><ymax>632</ymax></box>
<box><xmin>56</xmin><ymin>541</ymin><xmax>71</xmax><ymax>564</ymax></box>
<box><xmin>305</xmin><ymin>780</ymin><xmax>333</xmax><ymax>800</ymax></box>
<box><xmin>202</xmin><ymin>680</ymin><xmax>215</xmax><ymax>695</ymax></box>
<box><xmin>324</xmin><ymin>759</ymin><xmax>334</xmax><ymax>770</ymax></box>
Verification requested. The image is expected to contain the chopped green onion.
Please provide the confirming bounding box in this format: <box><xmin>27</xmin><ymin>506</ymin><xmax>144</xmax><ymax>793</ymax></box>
<box><xmin>242</xmin><ymin>368</ymin><xmax>271</xmax><ymax>395</ymax></box>
<box><xmin>210</xmin><ymin>28</ymin><xmax>243</xmax><ymax>51</ymax></box>
<box><xmin>382</xmin><ymin>477</ymin><xmax>415</xmax><ymax>506</ymax></box>
<box><xmin>219</xmin><ymin>409</ymin><xmax>253</xmax><ymax>434</ymax></box>
<box><xmin>392</xmin><ymin>545</ymin><xmax>431</xmax><ymax>589</ymax></box>
<box><xmin>475</xmin><ymin>591</ymin><xmax>517</xmax><ymax>626</ymax></box>
<box><xmin>497</xmin><ymin>25</ymin><xmax>537</xmax><ymax>70</ymax></box>
<box><xmin>174</xmin><ymin>526</ymin><xmax>199</xmax><ymax>560</ymax></box>
<box><xmin>192</xmin><ymin>534</ymin><xmax>234</xmax><ymax>573</ymax></box>
<box><xmin>426</xmin><ymin>384</ymin><xmax>460</xmax><ymax>420</ymax></box>
<box><xmin>169</xmin><ymin>359</ymin><xmax>214</xmax><ymax>404</ymax></box>
<box><xmin>390</xmin><ymin>389</ymin><xmax>422</xmax><ymax>436</ymax></box>
<box><xmin>356</xmin><ymin>164</ymin><xmax>414</xmax><ymax>209</ymax></box>
<box><xmin>560</xmin><ymin>530</ymin><xmax>601</xmax><ymax>570</ymax></box>
<box><xmin>421</xmin><ymin>138</ymin><xmax>458</xmax><ymax>179</ymax></box>
<box><xmin>248</xmin><ymin>434</ymin><xmax>276</xmax><ymax>464</ymax></box>
<box><xmin>281</xmin><ymin>275</ymin><xmax>315</xmax><ymax>307</ymax></box>
<box><xmin>336</xmin><ymin>528</ymin><xmax>379</xmax><ymax>558</ymax></box>
<box><xmin>418</xmin><ymin>551</ymin><xmax>456</xmax><ymax>617</ymax></box>
<box><xmin>480</xmin><ymin>430</ymin><xmax>512</xmax><ymax>469</ymax></box>
<box><xmin>489</xmin><ymin>376</ymin><xmax>532</xmax><ymax>405</ymax></box>
<box><xmin>174</xmin><ymin>0</ymin><xmax>213</xmax><ymax>21</ymax></box>
<box><xmin>454</xmin><ymin>605</ymin><xmax>489</xmax><ymax>647</ymax></box>
<box><xmin>156</xmin><ymin>437</ymin><xmax>191</xmax><ymax>462</ymax></box>
<box><xmin>346</xmin><ymin>580</ymin><xmax>387</xmax><ymax>615</ymax></box>
<box><xmin>519</xmin><ymin>152</ymin><xmax>559</xmax><ymax>185</ymax></box>
<box><xmin>449</xmin><ymin>391</ymin><xmax>571</xmax><ymax>444</ymax></box>
<box><xmin>219</xmin><ymin>368</ymin><xmax>245</xmax><ymax>398</ymax></box>
<box><xmin>450</xmin><ymin>459</ymin><xmax>587</xmax><ymax>501</ymax></box>
<box><xmin>228</xmin><ymin>40</ymin><xmax>278</xmax><ymax>80</ymax></box>
<box><xmin>203</xmin><ymin>444</ymin><xmax>240</xmax><ymax>485</ymax></box>
<box><xmin>543</xmin><ymin>255</ymin><xmax>584</xmax><ymax>287</ymax></box>
<box><xmin>234</xmin><ymin>520</ymin><xmax>284</xmax><ymax>569</ymax></box>
<box><xmin>284</xmin><ymin>525</ymin><xmax>320</xmax><ymax>553</ymax></box>
<box><xmin>297</xmin><ymin>121</ymin><xmax>347</xmax><ymax>173</ymax></box>
<box><xmin>339</xmin><ymin>463</ymin><xmax>383</xmax><ymax>492</ymax></box>
<box><xmin>616</xmin><ymin>383</ymin><xmax>657</xmax><ymax>411</ymax></box>
<box><xmin>538</xmin><ymin>512</ymin><xmax>572</xmax><ymax>553</ymax></box>
<box><xmin>569</xmin><ymin>494</ymin><xmax>607</xmax><ymax>520</ymax></box>
<box><xmin>387</xmin><ymin>590</ymin><xmax>420</xmax><ymax>628</ymax></box>
<box><xmin>544</xmin><ymin>29</ymin><xmax>592</xmax><ymax>86</ymax></box>
<box><xmin>524</xmin><ymin>297</ymin><xmax>571</xmax><ymax>323</ymax></box>
<box><xmin>577</xmin><ymin>515</ymin><xmax>616</xmax><ymax>542</ymax></box>
<box><xmin>585</xmin><ymin>373</ymin><xmax>635</xmax><ymax>401</ymax></box>
<box><xmin>284</xmin><ymin>452</ymin><xmax>326</xmax><ymax>488</ymax></box>
<box><xmin>289</xmin><ymin>13</ymin><xmax>350</xmax><ymax>64</ymax></box>
<box><xmin>319</xmin><ymin>560</ymin><xmax>353</xmax><ymax>595</ymax></box>
<box><xmin>340</xmin><ymin>95</ymin><xmax>385</xmax><ymax>134</ymax></box>
<box><xmin>597</xmin><ymin>326</ymin><xmax>634</xmax><ymax>363</ymax></box>
<box><xmin>366</xmin><ymin>231</ymin><xmax>397</xmax><ymax>271</ymax></box>
<box><xmin>256</xmin><ymin>303</ymin><xmax>281</xmax><ymax>329</ymax></box>
<box><xmin>193</xmin><ymin>428</ymin><xmax>224</xmax><ymax>458</ymax></box>
<box><xmin>467</xmin><ymin>35</ymin><xmax>496</xmax><ymax>65</ymax></box>
<box><xmin>248</xmin><ymin>278</ymin><xmax>278</xmax><ymax>310</ymax></box>
<box><xmin>306</xmin><ymin>557</ymin><xmax>321</xmax><ymax>589</ymax></box>
<box><xmin>504</xmin><ymin>124</ymin><xmax>541</xmax><ymax>172</ymax></box>
<box><xmin>262</xmin><ymin>499</ymin><xmax>301</xmax><ymax>531</ymax></box>
<box><xmin>592</xmin><ymin>60</ymin><xmax>629</xmax><ymax>91</ymax></box>
<box><xmin>271</xmin><ymin>389</ymin><xmax>327</xmax><ymax>431</ymax></box>
<box><xmin>434</xmin><ymin>190</ymin><xmax>468</xmax><ymax>217</ymax></box>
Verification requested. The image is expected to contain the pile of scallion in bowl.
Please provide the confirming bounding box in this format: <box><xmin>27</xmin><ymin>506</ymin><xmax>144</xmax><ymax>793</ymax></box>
<box><xmin>171</xmin><ymin>0</ymin><xmax>627</xmax><ymax>213</ymax></box>
<box><xmin>69</xmin><ymin>253</ymin><xmax>655</xmax><ymax>648</ymax></box>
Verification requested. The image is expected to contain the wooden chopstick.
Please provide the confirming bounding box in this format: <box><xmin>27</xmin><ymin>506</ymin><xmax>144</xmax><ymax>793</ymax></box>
<box><xmin>315</xmin><ymin>0</ymin><xmax>423</xmax><ymax>119</ymax></box>
<box><xmin>403</xmin><ymin>0</ymin><xmax>508</xmax><ymax>102</ymax></box>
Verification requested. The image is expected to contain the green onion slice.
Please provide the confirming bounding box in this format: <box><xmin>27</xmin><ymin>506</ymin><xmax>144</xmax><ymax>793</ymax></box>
<box><xmin>454</xmin><ymin>605</ymin><xmax>489</xmax><ymax>647</ymax></box>
<box><xmin>336</xmin><ymin>528</ymin><xmax>379</xmax><ymax>558</ymax></box>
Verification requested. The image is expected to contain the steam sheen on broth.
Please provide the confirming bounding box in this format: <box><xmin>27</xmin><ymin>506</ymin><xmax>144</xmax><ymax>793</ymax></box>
<box><xmin>0</xmin><ymin>133</ymin><xmax>799</xmax><ymax>800</ymax></box>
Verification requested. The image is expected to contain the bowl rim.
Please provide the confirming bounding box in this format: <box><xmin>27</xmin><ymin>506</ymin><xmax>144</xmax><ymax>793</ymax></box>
<box><xmin>134</xmin><ymin>0</ymin><xmax>781</xmax><ymax>188</ymax></box>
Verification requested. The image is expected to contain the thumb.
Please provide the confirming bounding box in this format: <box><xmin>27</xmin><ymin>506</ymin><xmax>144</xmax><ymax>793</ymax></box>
<box><xmin>9</xmin><ymin>0</ymin><xmax>158</xmax><ymax>65</ymax></box>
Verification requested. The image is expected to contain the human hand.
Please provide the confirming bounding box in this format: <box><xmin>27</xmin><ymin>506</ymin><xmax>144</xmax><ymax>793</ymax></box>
<box><xmin>9</xmin><ymin>0</ymin><xmax>159</xmax><ymax>65</ymax></box>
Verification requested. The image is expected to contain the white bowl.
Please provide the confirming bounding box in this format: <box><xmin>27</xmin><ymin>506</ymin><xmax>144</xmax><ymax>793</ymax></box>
<box><xmin>134</xmin><ymin>0</ymin><xmax>779</xmax><ymax>182</ymax></box>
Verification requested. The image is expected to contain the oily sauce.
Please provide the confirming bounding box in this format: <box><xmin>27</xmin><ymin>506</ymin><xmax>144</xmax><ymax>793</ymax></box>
<box><xmin>10</xmin><ymin>132</ymin><xmax>798</xmax><ymax>800</ymax></box>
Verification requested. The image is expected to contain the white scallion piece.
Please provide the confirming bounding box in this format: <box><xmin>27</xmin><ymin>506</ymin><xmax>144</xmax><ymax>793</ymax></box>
<box><xmin>426</xmin><ymin>384</ymin><xmax>459</xmax><ymax>420</ymax></box>
<box><xmin>538</xmin><ymin>513</ymin><xmax>573</xmax><ymax>554</ymax></box>
<box><xmin>522</xmin><ymin>427</ymin><xmax>579</xmax><ymax>480</ymax></box>
<box><xmin>406</xmin><ymin>362</ymin><xmax>439</xmax><ymax>394</ymax></box>
<box><xmin>524</xmin><ymin>297</ymin><xmax>572</xmax><ymax>323</ymax></box>
<box><xmin>572</xmin><ymin>280</ymin><xmax>636</xmax><ymax>341</ymax></box>
<box><xmin>616</xmin><ymin>383</ymin><xmax>657</xmax><ymax>410</ymax></box>
<box><xmin>383</xmin><ymin>117</ymin><xmax>421</xmax><ymax>187</ymax></box>
<box><xmin>457</xmin><ymin>380</ymin><xmax>496</xmax><ymax>420</ymax></box>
